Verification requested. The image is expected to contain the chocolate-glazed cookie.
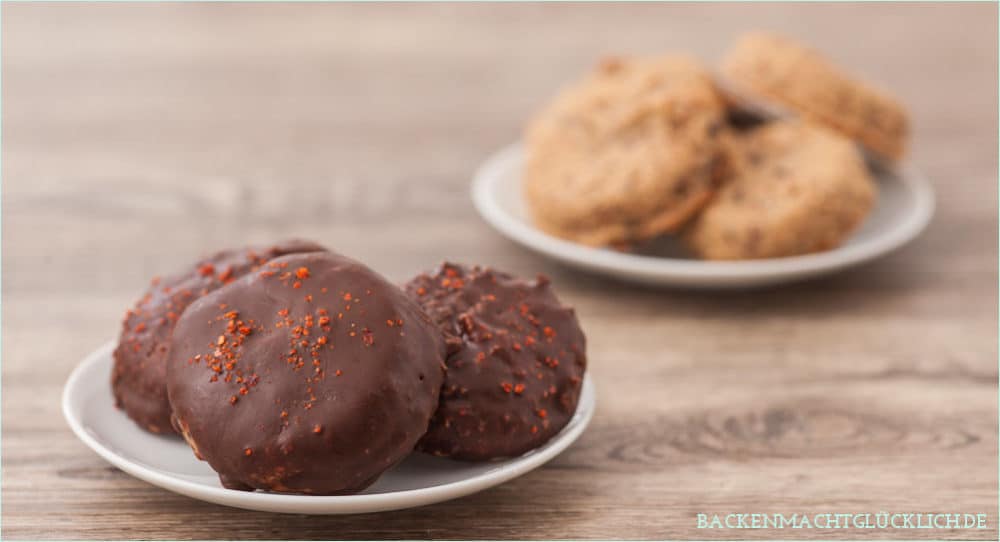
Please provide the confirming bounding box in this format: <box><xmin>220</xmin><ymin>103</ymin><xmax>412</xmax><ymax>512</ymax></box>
<box><xmin>166</xmin><ymin>251</ymin><xmax>446</xmax><ymax>494</ymax></box>
<box><xmin>405</xmin><ymin>263</ymin><xmax>586</xmax><ymax>460</ymax></box>
<box><xmin>112</xmin><ymin>240</ymin><xmax>326</xmax><ymax>434</ymax></box>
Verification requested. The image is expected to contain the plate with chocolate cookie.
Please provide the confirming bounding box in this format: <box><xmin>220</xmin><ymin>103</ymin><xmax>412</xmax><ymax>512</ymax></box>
<box><xmin>473</xmin><ymin>41</ymin><xmax>934</xmax><ymax>289</ymax></box>
<box><xmin>63</xmin><ymin>244</ymin><xmax>594</xmax><ymax>514</ymax></box>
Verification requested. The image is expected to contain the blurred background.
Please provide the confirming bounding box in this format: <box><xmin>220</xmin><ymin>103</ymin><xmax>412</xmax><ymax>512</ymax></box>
<box><xmin>3</xmin><ymin>3</ymin><xmax>997</xmax><ymax>540</ymax></box>
<box><xmin>4</xmin><ymin>3</ymin><xmax>997</xmax><ymax>285</ymax></box>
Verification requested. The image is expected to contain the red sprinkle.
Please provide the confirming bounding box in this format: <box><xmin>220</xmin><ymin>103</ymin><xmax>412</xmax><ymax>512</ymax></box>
<box><xmin>296</xmin><ymin>267</ymin><xmax>310</xmax><ymax>279</ymax></box>
<box><xmin>198</xmin><ymin>263</ymin><xmax>215</xmax><ymax>277</ymax></box>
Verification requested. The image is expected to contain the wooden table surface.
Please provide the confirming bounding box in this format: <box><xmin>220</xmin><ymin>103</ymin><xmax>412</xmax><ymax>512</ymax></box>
<box><xmin>3</xmin><ymin>3</ymin><xmax>997</xmax><ymax>540</ymax></box>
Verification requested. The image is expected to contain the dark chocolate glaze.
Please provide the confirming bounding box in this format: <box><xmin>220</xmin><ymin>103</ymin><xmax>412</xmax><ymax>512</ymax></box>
<box><xmin>404</xmin><ymin>263</ymin><xmax>586</xmax><ymax>460</ymax></box>
<box><xmin>112</xmin><ymin>240</ymin><xmax>326</xmax><ymax>434</ymax></box>
<box><xmin>166</xmin><ymin>251</ymin><xmax>446</xmax><ymax>494</ymax></box>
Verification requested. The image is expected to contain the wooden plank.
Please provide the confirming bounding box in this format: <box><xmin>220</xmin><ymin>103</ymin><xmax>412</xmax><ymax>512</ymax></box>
<box><xmin>2</xmin><ymin>2</ymin><xmax>997</xmax><ymax>539</ymax></box>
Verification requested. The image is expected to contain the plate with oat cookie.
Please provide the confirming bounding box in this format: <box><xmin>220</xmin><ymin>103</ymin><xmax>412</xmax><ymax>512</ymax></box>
<box><xmin>474</xmin><ymin>47</ymin><xmax>934</xmax><ymax>289</ymax></box>
<box><xmin>472</xmin><ymin>141</ymin><xmax>933</xmax><ymax>289</ymax></box>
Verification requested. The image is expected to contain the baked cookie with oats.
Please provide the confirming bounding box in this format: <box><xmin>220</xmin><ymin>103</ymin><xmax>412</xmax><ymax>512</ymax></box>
<box><xmin>405</xmin><ymin>263</ymin><xmax>586</xmax><ymax>460</ymax></box>
<box><xmin>683</xmin><ymin>120</ymin><xmax>877</xmax><ymax>260</ymax></box>
<box><xmin>524</xmin><ymin>55</ymin><xmax>728</xmax><ymax>247</ymax></box>
<box><xmin>721</xmin><ymin>32</ymin><xmax>910</xmax><ymax>161</ymax></box>
<box><xmin>166</xmin><ymin>251</ymin><xmax>446</xmax><ymax>494</ymax></box>
<box><xmin>112</xmin><ymin>239</ymin><xmax>326</xmax><ymax>434</ymax></box>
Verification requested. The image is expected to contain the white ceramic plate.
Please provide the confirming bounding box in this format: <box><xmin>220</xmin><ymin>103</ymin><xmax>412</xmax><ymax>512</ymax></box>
<box><xmin>472</xmin><ymin>143</ymin><xmax>934</xmax><ymax>288</ymax></box>
<box><xmin>62</xmin><ymin>341</ymin><xmax>596</xmax><ymax>514</ymax></box>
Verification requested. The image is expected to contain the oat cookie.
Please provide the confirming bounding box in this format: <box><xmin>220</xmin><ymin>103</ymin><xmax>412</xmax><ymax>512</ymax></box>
<box><xmin>683</xmin><ymin>120</ymin><xmax>877</xmax><ymax>260</ymax></box>
<box><xmin>524</xmin><ymin>55</ymin><xmax>728</xmax><ymax>247</ymax></box>
<box><xmin>721</xmin><ymin>32</ymin><xmax>909</xmax><ymax>161</ymax></box>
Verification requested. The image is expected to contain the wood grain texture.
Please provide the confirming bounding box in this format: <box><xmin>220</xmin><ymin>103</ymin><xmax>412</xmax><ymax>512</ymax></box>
<box><xmin>2</xmin><ymin>2</ymin><xmax>997</xmax><ymax>540</ymax></box>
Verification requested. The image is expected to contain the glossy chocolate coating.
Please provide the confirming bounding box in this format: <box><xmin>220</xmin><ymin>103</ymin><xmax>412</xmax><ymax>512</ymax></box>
<box><xmin>112</xmin><ymin>240</ymin><xmax>326</xmax><ymax>434</ymax></box>
<box><xmin>166</xmin><ymin>251</ymin><xmax>446</xmax><ymax>494</ymax></box>
<box><xmin>405</xmin><ymin>263</ymin><xmax>586</xmax><ymax>460</ymax></box>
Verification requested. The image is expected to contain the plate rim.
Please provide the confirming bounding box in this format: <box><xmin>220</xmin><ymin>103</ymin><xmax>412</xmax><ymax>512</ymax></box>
<box><xmin>471</xmin><ymin>142</ymin><xmax>935</xmax><ymax>285</ymax></box>
<box><xmin>62</xmin><ymin>340</ymin><xmax>596</xmax><ymax>514</ymax></box>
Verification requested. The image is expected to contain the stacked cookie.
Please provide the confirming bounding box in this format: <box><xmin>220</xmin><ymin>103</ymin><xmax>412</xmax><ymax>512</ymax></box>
<box><xmin>721</xmin><ymin>33</ymin><xmax>909</xmax><ymax>162</ymax></box>
<box><xmin>112</xmin><ymin>242</ymin><xmax>587</xmax><ymax>494</ymax></box>
<box><xmin>524</xmin><ymin>33</ymin><xmax>908</xmax><ymax>260</ymax></box>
